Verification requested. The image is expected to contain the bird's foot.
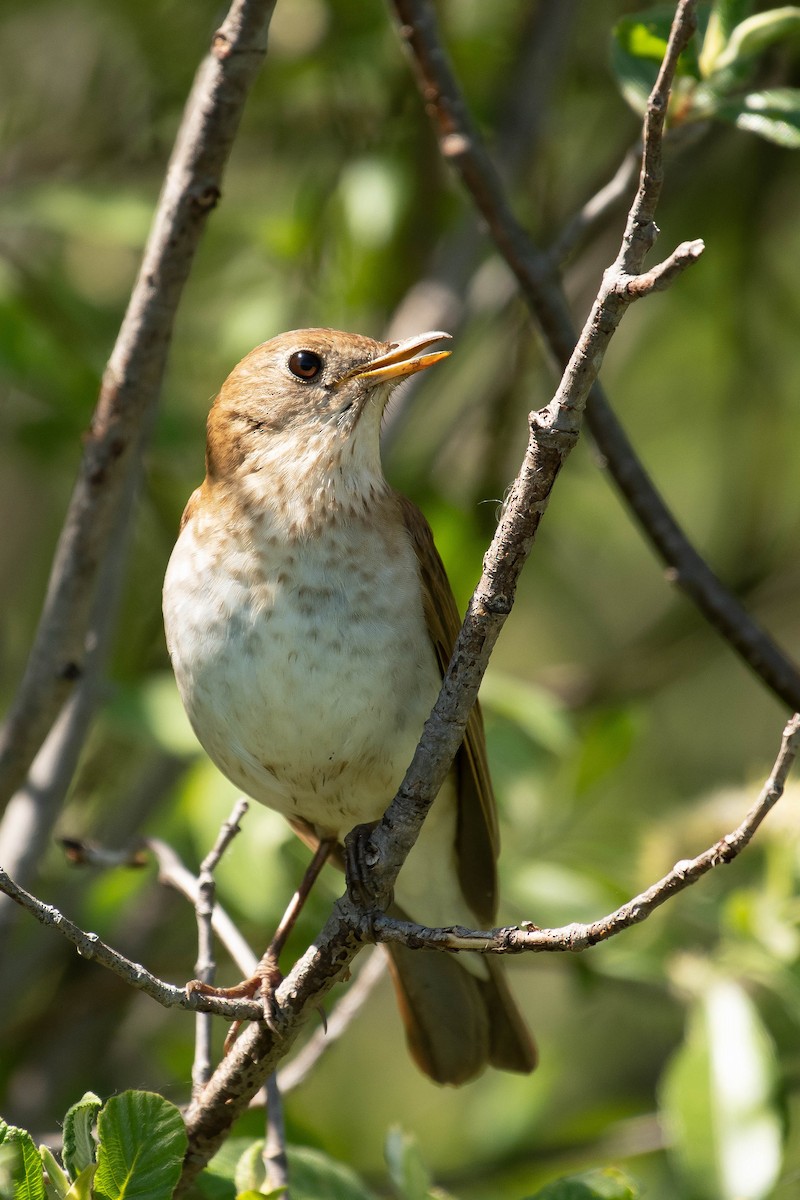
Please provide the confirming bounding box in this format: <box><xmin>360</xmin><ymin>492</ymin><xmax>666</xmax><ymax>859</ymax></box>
<box><xmin>186</xmin><ymin>975</ymin><xmax>261</xmax><ymax>1001</ymax></box>
<box><xmin>186</xmin><ymin>956</ymin><xmax>283</xmax><ymax>1053</ymax></box>
<box><xmin>344</xmin><ymin>820</ymin><xmax>382</xmax><ymax>908</ymax></box>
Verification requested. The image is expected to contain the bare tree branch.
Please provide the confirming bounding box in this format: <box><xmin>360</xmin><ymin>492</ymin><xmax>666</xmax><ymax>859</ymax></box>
<box><xmin>0</xmin><ymin>0</ymin><xmax>278</xmax><ymax>809</ymax></box>
<box><xmin>387</xmin><ymin>0</ymin><xmax>800</xmax><ymax>713</ymax></box>
<box><xmin>148</xmin><ymin>836</ymin><xmax>260</xmax><ymax>977</ymax></box>
<box><xmin>149</xmin><ymin>833</ymin><xmax>385</xmax><ymax>1102</ymax></box>
<box><xmin>192</xmin><ymin>799</ymin><xmax>250</xmax><ymax>1094</ymax></box>
<box><xmin>373</xmin><ymin>713</ymin><xmax>800</xmax><ymax>954</ymax></box>
<box><xmin>263</xmin><ymin>1073</ymin><xmax>290</xmax><ymax>1197</ymax></box>
<box><xmin>0</xmin><ymin>866</ymin><xmax>262</xmax><ymax>1022</ymax></box>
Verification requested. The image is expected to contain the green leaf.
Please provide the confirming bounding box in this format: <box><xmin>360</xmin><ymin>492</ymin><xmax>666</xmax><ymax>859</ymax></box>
<box><xmin>524</xmin><ymin>1166</ymin><xmax>639</xmax><ymax>1200</ymax></box>
<box><xmin>612</xmin><ymin>7</ymin><xmax>703</xmax><ymax>115</ymax></box>
<box><xmin>716</xmin><ymin>7</ymin><xmax>800</xmax><ymax>69</ymax></box>
<box><xmin>62</xmin><ymin>1092</ymin><xmax>101</xmax><ymax>1180</ymax></box>
<box><xmin>0</xmin><ymin>1121</ymin><xmax>46</xmax><ymax>1200</ymax></box>
<box><xmin>0</xmin><ymin>1145</ymin><xmax>19</xmax><ymax>1200</ymax></box>
<box><xmin>64</xmin><ymin>1165</ymin><xmax>98</xmax><ymax>1200</ymax></box>
<box><xmin>229</xmin><ymin>1142</ymin><xmax>376</xmax><ymax>1200</ymax></box>
<box><xmin>40</xmin><ymin>1145</ymin><xmax>70</xmax><ymax>1199</ymax></box>
<box><xmin>93</xmin><ymin>1091</ymin><xmax>188</xmax><ymax>1200</ymax></box>
<box><xmin>384</xmin><ymin>1128</ymin><xmax>431</xmax><ymax>1200</ymax></box>
<box><xmin>713</xmin><ymin>0</ymin><xmax>756</xmax><ymax>39</ymax></box>
<box><xmin>286</xmin><ymin>1147</ymin><xmax>378</xmax><ymax>1200</ymax></box>
<box><xmin>659</xmin><ymin>979</ymin><xmax>783</xmax><ymax>1199</ymax></box>
<box><xmin>233</xmin><ymin>1143</ymin><xmax>266</xmax><ymax>1196</ymax></box>
<box><xmin>700</xmin><ymin>0</ymin><xmax>756</xmax><ymax>73</ymax></box>
<box><xmin>716</xmin><ymin>87</ymin><xmax>800</xmax><ymax>145</ymax></box>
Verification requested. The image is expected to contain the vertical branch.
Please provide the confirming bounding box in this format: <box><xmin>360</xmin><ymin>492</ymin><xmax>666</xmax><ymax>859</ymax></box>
<box><xmin>263</xmin><ymin>1074</ymin><xmax>291</xmax><ymax>1197</ymax></box>
<box><xmin>192</xmin><ymin>800</ymin><xmax>250</xmax><ymax>1094</ymax></box>
<box><xmin>0</xmin><ymin>0</ymin><xmax>278</xmax><ymax>809</ymax></box>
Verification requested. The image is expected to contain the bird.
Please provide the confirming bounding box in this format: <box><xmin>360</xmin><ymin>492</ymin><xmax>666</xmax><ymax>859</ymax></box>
<box><xmin>163</xmin><ymin>327</ymin><xmax>536</xmax><ymax>1084</ymax></box>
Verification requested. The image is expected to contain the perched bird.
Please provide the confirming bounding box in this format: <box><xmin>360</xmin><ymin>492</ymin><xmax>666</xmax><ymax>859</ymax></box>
<box><xmin>163</xmin><ymin>328</ymin><xmax>536</xmax><ymax>1084</ymax></box>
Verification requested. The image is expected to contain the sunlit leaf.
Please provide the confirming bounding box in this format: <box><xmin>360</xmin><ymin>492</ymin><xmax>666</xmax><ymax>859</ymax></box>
<box><xmin>0</xmin><ymin>1120</ymin><xmax>46</xmax><ymax>1200</ymax></box>
<box><xmin>716</xmin><ymin>6</ymin><xmax>800</xmax><ymax>69</ymax></box>
<box><xmin>62</xmin><ymin>1092</ymin><xmax>101</xmax><ymax>1180</ymax></box>
<box><xmin>93</xmin><ymin>1092</ymin><xmax>187</xmax><ymax>1200</ymax></box>
<box><xmin>612</xmin><ymin>6</ymin><xmax>705</xmax><ymax>114</ymax></box>
<box><xmin>230</xmin><ymin>1142</ymin><xmax>377</xmax><ymax>1200</ymax></box>
<box><xmin>64</xmin><ymin>1164</ymin><xmax>97</xmax><ymax>1200</ymax></box>
<box><xmin>236</xmin><ymin>1190</ymin><xmax>286</xmax><ymax>1199</ymax></box>
<box><xmin>715</xmin><ymin>87</ymin><xmax>800</xmax><ymax>145</ymax></box>
<box><xmin>659</xmin><ymin>979</ymin><xmax>783</xmax><ymax>1199</ymax></box>
<box><xmin>701</xmin><ymin>0</ymin><xmax>756</xmax><ymax>73</ymax></box>
<box><xmin>39</xmin><ymin>1145</ymin><xmax>70</xmax><ymax>1198</ymax></box>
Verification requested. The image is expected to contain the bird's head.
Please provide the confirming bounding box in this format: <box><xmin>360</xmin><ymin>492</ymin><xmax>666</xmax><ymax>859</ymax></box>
<box><xmin>204</xmin><ymin>328</ymin><xmax>451</xmax><ymax>494</ymax></box>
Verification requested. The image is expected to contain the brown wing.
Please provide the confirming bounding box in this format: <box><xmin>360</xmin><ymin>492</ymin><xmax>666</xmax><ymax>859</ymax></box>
<box><xmin>395</xmin><ymin>491</ymin><xmax>498</xmax><ymax>927</ymax></box>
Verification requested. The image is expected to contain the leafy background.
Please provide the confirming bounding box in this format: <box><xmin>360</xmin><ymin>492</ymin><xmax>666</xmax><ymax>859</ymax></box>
<box><xmin>2</xmin><ymin>1</ymin><xmax>800</xmax><ymax>1197</ymax></box>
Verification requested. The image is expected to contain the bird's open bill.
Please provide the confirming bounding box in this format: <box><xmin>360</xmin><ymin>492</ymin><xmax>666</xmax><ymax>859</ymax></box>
<box><xmin>347</xmin><ymin>330</ymin><xmax>452</xmax><ymax>383</ymax></box>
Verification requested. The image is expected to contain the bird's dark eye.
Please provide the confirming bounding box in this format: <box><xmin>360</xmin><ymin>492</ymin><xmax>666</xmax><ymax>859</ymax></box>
<box><xmin>288</xmin><ymin>349</ymin><xmax>323</xmax><ymax>380</ymax></box>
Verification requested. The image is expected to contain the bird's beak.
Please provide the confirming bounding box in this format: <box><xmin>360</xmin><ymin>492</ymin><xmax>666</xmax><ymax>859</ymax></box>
<box><xmin>346</xmin><ymin>331</ymin><xmax>452</xmax><ymax>383</ymax></box>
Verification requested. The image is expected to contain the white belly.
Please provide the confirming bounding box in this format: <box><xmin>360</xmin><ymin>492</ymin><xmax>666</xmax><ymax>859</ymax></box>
<box><xmin>164</xmin><ymin>512</ymin><xmax>439</xmax><ymax>836</ymax></box>
<box><xmin>164</xmin><ymin>503</ymin><xmax>480</xmax><ymax>932</ymax></box>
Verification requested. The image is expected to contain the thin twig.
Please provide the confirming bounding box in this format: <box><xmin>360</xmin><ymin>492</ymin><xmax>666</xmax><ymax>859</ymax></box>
<box><xmin>373</xmin><ymin>714</ymin><xmax>800</xmax><ymax>954</ymax></box>
<box><xmin>148</xmin><ymin>836</ymin><xmax>259</xmax><ymax>976</ymax></box>
<box><xmin>150</xmin><ymin>834</ymin><xmax>384</xmax><ymax>1102</ymax></box>
<box><xmin>176</xmin><ymin>8</ymin><xmax>705</xmax><ymax>1183</ymax></box>
<box><xmin>388</xmin><ymin>0</ymin><xmax>800</xmax><ymax>713</ymax></box>
<box><xmin>0</xmin><ymin>0</ymin><xmax>278</xmax><ymax>809</ymax></box>
<box><xmin>192</xmin><ymin>799</ymin><xmax>250</xmax><ymax>1094</ymax></box>
<box><xmin>264</xmin><ymin>1073</ymin><xmax>290</xmax><ymax>1197</ymax></box>
<box><xmin>0</xmin><ymin>866</ymin><xmax>262</xmax><ymax>1023</ymax></box>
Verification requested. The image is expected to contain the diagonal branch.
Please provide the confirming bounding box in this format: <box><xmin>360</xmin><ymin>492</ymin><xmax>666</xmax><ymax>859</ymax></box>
<box><xmin>0</xmin><ymin>866</ymin><xmax>262</xmax><ymax>1023</ymax></box>
<box><xmin>388</xmin><ymin>0</ymin><xmax>800</xmax><ymax>712</ymax></box>
<box><xmin>0</xmin><ymin>0</ymin><xmax>278</xmax><ymax>810</ymax></box>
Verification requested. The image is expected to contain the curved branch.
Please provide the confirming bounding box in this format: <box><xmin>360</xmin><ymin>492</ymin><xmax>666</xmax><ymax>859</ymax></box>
<box><xmin>388</xmin><ymin>0</ymin><xmax>800</xmax><ymax>712</ymax></box>
<box><xmin>372</xmin><ymin>712</ymin><xmax>800</xmax><ymax>954</ymax></box>
<box><xmin>0</xmin><ymin>0</ymin><xmax>278</xmax><ymax>809</ymax></box>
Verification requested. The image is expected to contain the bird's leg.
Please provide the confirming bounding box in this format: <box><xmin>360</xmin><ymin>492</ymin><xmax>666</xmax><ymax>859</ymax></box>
<box><xmin>256</xmin><ymin>836</ymin><xmax>336</xmax><ymax>996</ymax></box>
<box><xmin>187</xmin><ymin>838</ymin><xmax>335</xmax><ymax>1040</ymax></box>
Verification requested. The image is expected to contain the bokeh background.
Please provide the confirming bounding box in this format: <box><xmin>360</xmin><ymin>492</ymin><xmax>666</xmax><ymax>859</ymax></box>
<box><xmin>2</xmin><ymin>1</ymin><xmax>800</xmax><ymax>1197</ymax></box>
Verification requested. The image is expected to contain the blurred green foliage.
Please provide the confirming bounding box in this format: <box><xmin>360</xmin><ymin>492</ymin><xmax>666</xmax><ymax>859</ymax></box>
<box><xmin>2</xmin><ymin>1</ymin><xmax>800</xmax><ymax>1197</ymax></box>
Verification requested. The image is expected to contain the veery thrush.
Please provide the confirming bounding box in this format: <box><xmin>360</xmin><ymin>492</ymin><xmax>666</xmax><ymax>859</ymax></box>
<box><xmin>163</xmin><ymin>328</ymin><xmax>536</xmax><ymax>1084</ymax></box>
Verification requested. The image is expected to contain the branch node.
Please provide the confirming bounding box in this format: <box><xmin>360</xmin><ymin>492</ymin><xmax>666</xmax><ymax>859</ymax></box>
<box><xmin>212</xmin><ymin>32</ymin><xmax>232</xmax><ymax>59</ymax></box>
